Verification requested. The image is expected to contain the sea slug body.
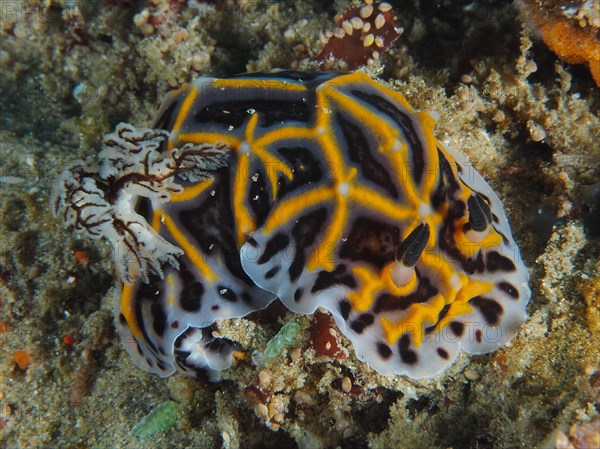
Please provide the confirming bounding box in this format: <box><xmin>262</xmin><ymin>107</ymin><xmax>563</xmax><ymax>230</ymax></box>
<box><xmin>52</xmin><ymin>71</ymin><xmax>530</xmax><ymax>381</ymax></box>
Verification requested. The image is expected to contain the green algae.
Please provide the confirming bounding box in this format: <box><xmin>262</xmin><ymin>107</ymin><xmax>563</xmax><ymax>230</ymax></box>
<box><xmin>264</xmin><ymin>322</ymin><xmax>301</xmax><ymax>360</ymax></box>
<box><xmin>130</xmin><ymin>401</ymin><xmax>180</xmax><ymax>441</ymax></box>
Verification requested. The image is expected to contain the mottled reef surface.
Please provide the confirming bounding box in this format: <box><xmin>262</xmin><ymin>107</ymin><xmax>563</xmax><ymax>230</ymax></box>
<box><xmin>0</xmin><ymin>1</ymin><xmax>598</xmax><ymax>448</ymax></box>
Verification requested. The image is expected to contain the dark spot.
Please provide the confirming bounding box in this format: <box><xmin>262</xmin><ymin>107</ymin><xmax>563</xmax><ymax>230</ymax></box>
<box><xmin>398</xmin><ymin>334</ymin><xmax>417</xmax><ymax>364</ymax></box>
<box><xmin>211</xmin><ymin>305</ymin><xmax>220</xmax><ymax>311</ymax></box>
<box><xmin>180</xmin><ymin>281</ymin><xmax>203</xmax><ymax>312</ymax></box>
<box><xmin>449</xmin><ymin>321</ymin><xmax>464</xmax><ymax>337</ymax></box>
<box><xmin>171</xmin><ymin>321</ymin><xmax>179</xmax><ymax>329</ymax></box>
<box><xmin>247</xmin><ymin>237</ymin><xmax>258</xmax><ymax>247</ymax></box>
<box><xmin>134</xmin><ymin>197</ymin><xmax>152</xmax><ymax>222</ymax></box>
<box><xmin>151</xmin><ymin>301</ymin><xmax>167</xmax><ymax>337</ymax></box>
<box><xmin>339</xmin><ymin>298</ymin><xmax>351</xmax><ymax>320</ymax></box>
<box><xmin>339</xmin><ymin>216</ymin><xmax>400</xmax><ymax>269</ymax></box>
<box><xmin>241</xmin><ymin>292</ymin><xmax>253</xmax><ymax>305</ymax></box>
<box><xmin>437</xmin><ymin>348</ymin><xmax>449</xmax><ymax>359</ymax></box>
<box><xmin>146</xmin><ymin>357</ymin><xmax>154</xmax><ymax>367</ymax></box>
<box><xmin>475</xmin><ymin>329</ymin><xmax>483</xmax><ymax>343</ymax></box>
<box><xmin>498</xmin><ymin>281</ymin><xmax>519</xmax><ymax>299</ymax></box>
<box><xmin>486</xmin><ymin>251</ymin><xmax>516</xmax><ymax>272</ymax></box>
<box><xmin>119</xmin><ymin>313</ymin><xmax>127</xmax><ymax>325</ymax></box>
<box><xmin>156</xmin><ymin>361</ymin><xmax>167</xmax><ymax>371</ymax></box>
<box><xmin>350</xmin><ymin>313</ymin><xmax>375</xmax><ymax>334</ymax></box>
<box><xmin>471</xmin><ymin>296</ymin><xmax>503</xmax><ymax>325</ymax></box>
<box><xmin>377</xmin><ymin>342</ymin><xmax>393</xmax><ymax>360</ymax></box>
<box><xmin>218</xmin><ymin>286</ymin><xmax>238</xmax><ymax>302</ymax></box>
<box><xmin>264</xmin><ymin>266</ymin><xmax>280</xmax><ymax>279</ymax></box>
<box><xmin>258</xmin><ymin>233</ymin><xmax>290</xmax><ymax>264</ymax></box>
<box><xmin>311</xmin><ymin>264</ymin><xmax>357</xmax><ymax>294</ymax></box>
<box><xmin>294</xmin><ymin>288</ymin><xmax>303</xmax><ymax>303</ymax></box>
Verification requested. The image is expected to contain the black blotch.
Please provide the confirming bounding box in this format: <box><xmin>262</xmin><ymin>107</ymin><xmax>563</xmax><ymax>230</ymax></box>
<box><xmin>247</xmin><ymin>166</ymin><xmax>271</xmax><ymax>227</ymax></box>
<box><xmin>337</xmin><ymin>113</ymin><xmax>399</xmax><ymax>198</ymax></box>
<box><xmin>258</xmin><ymin>233</ymin><xmax>290</xmax><ymax>264</ymax></box>
<box><xmin>194</xmin><ymin>99</ymin><xmax>312</xmax><ymax>129</ymax></box>
<box><xmin>241</xmin><ymin>292</ymin><xmax>253</xmax><ymax>305</ymax></box>
<box><xmin>135</xmin><ymin>341</ymin><xmax>143</xmax><ymax>356</ymax></box>
<box><xmin>119</xmin><ymin>313</ymin><xmax>127</xmax><ymax>325</ymax></box>
<box><xmin>276</xmin><ymin>146</ymin><xmax>324</xmax><ymax>200</ymax></box>
<box><xmin>179</xmin><ymin>261</ymin><xmax>203</xmax><ymax>312</ymax></box>
<box><xmin>350</xmin><ymin>313</ymin><xmax>375</xmax><ymax>334</ymax></box>
<box><xmin>171</xmin><ymin>321</ymin><xmax>179</xmax><ymax>329</ymax></box>
<box><xmin>146</xmin><ymin>357</ymin><xmax>154</xmax><ymax>367</ymax></box>
<box><xmin>351</xmin><ymin>89</ymin><xmax>426</xmax><ymax>185</ymax></box>
<box><xmin>449</xmin><ymin>321</ymin><xmax>464</xmax><ymax>337</ymax></box>
<box><xmin>218</xmin><ymin>286</ymin><xmax>238</xmax><ymax>302</ymax></box>
<box><xmin>374</xmin><ymin>271</ymin><xmax>438</xmax><ymax>313</ymax></box>
<box><xmin>134</xmin><ymin>197</ymin><xmax>152</xmax><ymax>222</ymax></box>
<box><xmin>475</xmin><ymin>329</ymin><xmax>483</xmax><ymax>343</ymax></box>
<box><xmin>471</xmin><ymin>296</ymin><xmax>503</xmax><ymax>325</ymax></box>
<box><xmin>151</xmin><ymin>301</ymin><xmax>167</xmax><ymax>337</ymax></box>
<box><xmin>264</xmin><ymin>266</ymin><xmax>280</xmax><ymax>279</ymax></box>
<box><xmin>486</xmin><ymin>251</ymin><xmax>516</xmax><ymax>272</ymax></box>
<box><xmin>156</xmin><ymin>361</ymin><xmax>167</xmax><ymax>371</ymax></box>
<box><xmin>377</xmin><ymin>342</ymin><xmax>393</xmax><ymax>360</ymax></box>
<box><xmin>339</xmin><ymin>216</ymin><xmax>400</xmax><ymax>269</ymax></box>
<box><xmin>211</xmin><ymin>305</ymin><xmax>220</xmax><ymax>311</ymax></box>
<box><xmin>294</xmin><ymin>288</ymin><xmax>303</xmax><ymax>303</ymax></box>
<box><xmin>339</xmin><ymin>298</ymin><xmax>351</xmax><ymax>320</ymax></box>
<box><xmin>311</xmin><ymin>264</ymin><xmax>356</xmax><ymax>294</ymax></box>
<box><xmin>498</xmin><ymin>281</ymin><xmax>519</xmax><ymax>299</ymax></box>
<box><xmin>289</xmin><ymin>208</ymin><xmax>328</xmax><ymax>282</ymax></box>
<box><xmin>398</xmin><ymin>334</ymin><xmax>417</xmax><ymax>364</ymax></box>
<box><xmin>247</xmin><ymin>237</ymin><xmax>258</xmax><ymax>247</ymax></box>
<box><xmin>437</xmin><ymin>348</ymin><xmax>449</xmax><ymax>359</ymax></box>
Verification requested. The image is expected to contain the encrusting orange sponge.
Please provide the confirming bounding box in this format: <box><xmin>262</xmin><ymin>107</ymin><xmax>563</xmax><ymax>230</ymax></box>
<box><xmin>538</xmin><ymin>18</ymin><xmax>600</xmax><ymax>86</ymax></box>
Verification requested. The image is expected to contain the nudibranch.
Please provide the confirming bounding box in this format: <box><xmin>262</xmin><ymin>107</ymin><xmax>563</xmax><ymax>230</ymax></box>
<box><xmin>52</xmin><ymin>71</ymin><xmax>530</xmax><ymax>381</ymax></box>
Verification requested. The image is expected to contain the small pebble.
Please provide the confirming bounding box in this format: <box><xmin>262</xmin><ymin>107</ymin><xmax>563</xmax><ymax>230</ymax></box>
<box><xmin>360</xmin><ymin>5</ymin><xmax>373</xmax><ymax>18</ymax></box>
<box><xmin>341</xmin><ymin>376</ymin><xmax>352</xmax><ymax>393</ymax></box>
<box><xmin>464</xmin><ymin>369</ymin><xmax>480</xmax><ymax>381</ymax></box>
<box><xmin>351</xmin><ymin>17</ymin><xmax>364</xmax><ymax>30</ymax></box>
<box><xmin>493</xmin><ymin>110</ymin><xmax>505</xmax><ymax>123</ymax></box>
<box><xmin>529</xmin><ymin>123</ymin><xmax>546</xmax><ymax>142</ymax></box>
<box><xmin>258</xmin><ymin>370</ymin><xmax>271</xmax><ymax>390</ymax></box>
<box><xmin>460</xmin><ymin>74</ymin><xmax>473</xmax><ymax>84</ymax></box>
<box><xmin>378</xmin><ymin>2</ymin><xmax>392</xmax><ymax>12</ymax></box>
